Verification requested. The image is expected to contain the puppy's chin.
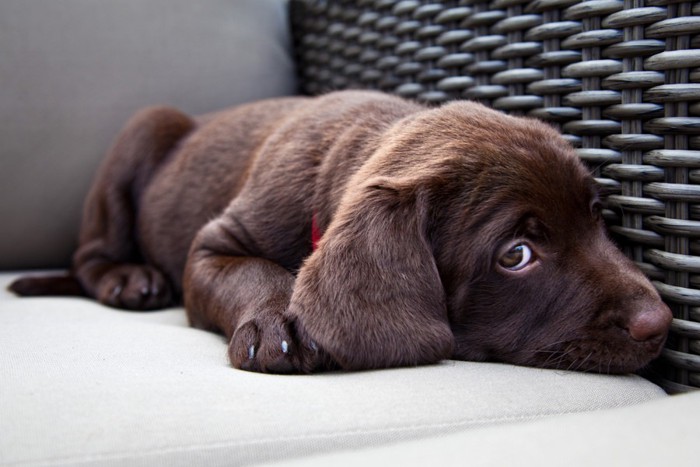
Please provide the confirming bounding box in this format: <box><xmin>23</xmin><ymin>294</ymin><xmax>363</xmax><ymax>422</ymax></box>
<box><xmin>526</xmin><ymin>332</ymin><xmax>668</xmax><ymax>374</ymax></box>
<box><xmin>451</xmin><ymin>295</ymin><xmax>672</xmax><ymax>375</ymax></box>
<box><xmin>529</xmin><ymin>296</ymin><xmax>673</xmax><ymax>374</ymax></box>
<box><xmin>454</xmin><ymin>332</ymin><xmax>667</xmax><ymax>375</ymax></box>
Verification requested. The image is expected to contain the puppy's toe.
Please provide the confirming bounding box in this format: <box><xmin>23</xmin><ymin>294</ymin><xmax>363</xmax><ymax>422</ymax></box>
<box><xmin>229</xmin><ymin>319</ymin><xmax>296</xmax><ymax>374</ymax></box>
<box><xmin>263</xmin><ymin>340</ymin><xmax>297</xmax><ymax>374</ymax></box>
<box><xmin>229</xmin><ymin>315</ymin><xmax>323</xmax><ymax>374</ymax></box>
<box><xmin>121</xmin><ymin>266</ymin><xmax>171</xmax><ymax>309</ymax></box>
<box><xmin>97</xmin><ymin>265</ymin><xmax>172</xmax><ymax>310</ymax></box>
<box><xmin>288</xmin><ymin>317</ymin><xmax>334</xmax><ymax>373</ymax></box>
<box><xmin>229</xmin><ymin>320</ymin><xmax>262</xmax><ymax>372</ymax></box>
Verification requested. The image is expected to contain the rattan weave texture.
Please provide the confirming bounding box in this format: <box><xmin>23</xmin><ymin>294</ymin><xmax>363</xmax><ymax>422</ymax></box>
<box><xmin>290</xmin><ymin>0</ymin><xmax>700</xmax><ymax>392</ymax></box>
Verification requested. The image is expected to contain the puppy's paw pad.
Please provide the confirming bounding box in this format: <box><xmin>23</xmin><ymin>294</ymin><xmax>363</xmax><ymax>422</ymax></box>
<box><xmin>96</xmin><ymin>265</ymin><xmax>172</xmax><ymax>310</ymax></box>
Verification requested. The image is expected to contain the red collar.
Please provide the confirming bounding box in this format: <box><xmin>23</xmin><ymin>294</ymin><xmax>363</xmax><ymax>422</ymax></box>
<box><xmin>311</xmin><ymin>214</ymin><xmax>322</xmax><ymax>251</ymax></box>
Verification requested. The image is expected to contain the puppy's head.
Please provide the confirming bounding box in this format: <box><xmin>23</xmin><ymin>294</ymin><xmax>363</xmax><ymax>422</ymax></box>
<box><xmin>291</xmin><ymin>97</ymin><xmax>671</xmax><ymax>374</ymax></box>
<box><xmin>426</xmin><ymin>102</ymin><xmax>672</xmax><ymax>374</ymax></box>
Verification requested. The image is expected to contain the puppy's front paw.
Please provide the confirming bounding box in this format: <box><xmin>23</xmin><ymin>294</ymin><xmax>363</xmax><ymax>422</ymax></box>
<box><xmin>229</xmin><ymin>313</ymin><xmax>330</xmax><ymax>374</ymax></box>
<box><xmin>96</xmin><ymin>264</ymin><xmax>172</xmax><ymax>310</ymax></box>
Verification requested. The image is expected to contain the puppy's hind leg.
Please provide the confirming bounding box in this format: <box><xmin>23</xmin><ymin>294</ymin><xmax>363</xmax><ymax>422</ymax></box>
<box><xmin>72</xmin><ymin>107</ymin><xmax>195</xmax><ymax>310</ymax></box>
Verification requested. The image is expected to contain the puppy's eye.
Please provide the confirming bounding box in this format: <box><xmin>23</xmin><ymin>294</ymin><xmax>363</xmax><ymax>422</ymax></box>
<box><xmin>498</xmin><ymin>243</ymin><xmax>534</xmax><ymax>271</ymax></box>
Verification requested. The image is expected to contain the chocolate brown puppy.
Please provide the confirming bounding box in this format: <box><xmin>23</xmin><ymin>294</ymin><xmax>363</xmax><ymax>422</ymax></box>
<box><xmin>11</xmin><ymin>90</ymin><xmax>672</xmax><ymax>374</ymax></box>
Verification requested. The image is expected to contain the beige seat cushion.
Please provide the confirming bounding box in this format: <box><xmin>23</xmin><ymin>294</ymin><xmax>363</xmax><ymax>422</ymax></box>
<box><xmin>271</xmin><ymin>391</ymin><xmax>700</xmax><ymax>467</ymax></box>
<box><xmin>0</xmin><ymin>273</ymin><xmax>666</xmax><ymax>466</ymax></box>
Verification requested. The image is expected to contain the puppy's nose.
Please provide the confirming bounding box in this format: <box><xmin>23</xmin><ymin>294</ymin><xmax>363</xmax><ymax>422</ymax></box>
<box><xmin>627</xmin><ymin>304</ymin><xmax>673</xmax><ymax>342</ymax></box>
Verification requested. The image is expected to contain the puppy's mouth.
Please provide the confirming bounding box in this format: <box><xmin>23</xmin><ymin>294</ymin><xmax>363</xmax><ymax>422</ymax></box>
<box><xmin>524</xmin><ymin>297</ymin><xmax>673</xmax><ymax>374</ymax></box>
<box><xmin>532</xmin><ymin>333</ymin><xmax>668</xmax><ymax>374</ymax></box>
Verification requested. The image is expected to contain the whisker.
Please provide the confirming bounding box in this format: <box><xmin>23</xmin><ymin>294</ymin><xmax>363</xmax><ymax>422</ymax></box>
<box><xmin>551</xmin><ymin>347</ymin><xmax>576</xmax><ymax>373</ymax></box>
<box><xmin>535</xmin><ymin>339</ymin><xmax>573</xmax><ymax>351</ymax></box>
<box><xmin>542</xmin><ymin>348</ymin><xmax>564</xmax><ymax>368</ymax></box>
<box><xmin>565</xmin><ymin>350</ymin><xmax>583</xmax><ymax>372</ymax></box>
<box><xmin>573</xmin><ymin>352</ymin><xmax>593</xmax><ymax>373</ymax></box>
<box><xmin>532</xmin><ymin>339</ymin><xmax>576</xmax><ymax>369</ymax></box>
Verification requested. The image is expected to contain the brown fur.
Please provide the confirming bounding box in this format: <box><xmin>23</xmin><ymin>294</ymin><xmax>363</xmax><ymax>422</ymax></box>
<box><xmin>10</xmin><ymin>90</ymin><xmax>672</xmax><ymax>374</ymax></box>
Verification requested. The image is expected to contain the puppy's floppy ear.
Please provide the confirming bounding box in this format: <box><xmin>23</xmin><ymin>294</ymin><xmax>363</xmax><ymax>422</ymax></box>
<box><xmin>288</xmin><ymin>176</ymin><xmax>454</xmax><ymax>371</ymax></box>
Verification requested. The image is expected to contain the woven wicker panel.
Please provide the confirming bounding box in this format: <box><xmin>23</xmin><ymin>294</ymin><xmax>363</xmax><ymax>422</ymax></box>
<box><xmin>290</xmin><ymin>0</ymin><xmax>700</xmax><ymax>392</ymax></box>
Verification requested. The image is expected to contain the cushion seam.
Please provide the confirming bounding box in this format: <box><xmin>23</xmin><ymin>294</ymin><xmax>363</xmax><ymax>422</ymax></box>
<box><xmin>6</xmin><ymin>409</ymin><xmax>597</xmax><ymax>466</ymax></box>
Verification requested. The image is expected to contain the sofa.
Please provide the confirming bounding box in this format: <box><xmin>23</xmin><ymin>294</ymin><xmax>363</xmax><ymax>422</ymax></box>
<box><xmin>1</xmin><ymin>1</ymin><xmax>697</xmax><ymax>466</ymax></box>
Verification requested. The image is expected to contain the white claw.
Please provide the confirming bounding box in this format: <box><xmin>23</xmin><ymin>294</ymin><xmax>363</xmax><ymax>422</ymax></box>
<box><xmin>310</xmin><ymin>341</ymin><xmax>318</xmax><ymax>352</ymax></box>
<box><xmin>281</xmin><ymin>340</ymin><xmax>289</xmax><ymax>354</ymax></box>
<box><xmin>248</xmin><ymin>345</ymin><xmax>255</xmax><ymax>360</ymax></box>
